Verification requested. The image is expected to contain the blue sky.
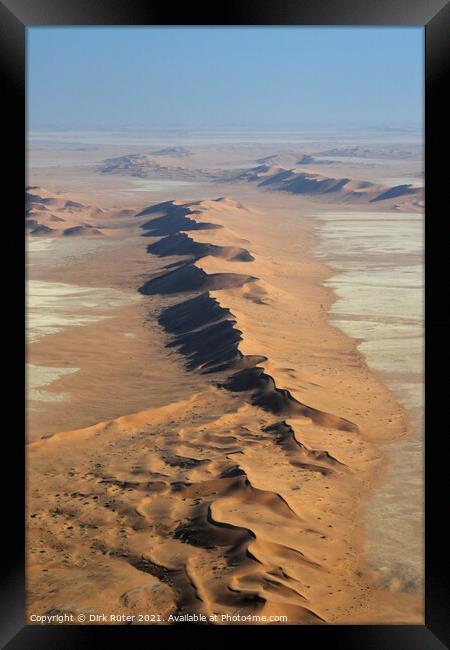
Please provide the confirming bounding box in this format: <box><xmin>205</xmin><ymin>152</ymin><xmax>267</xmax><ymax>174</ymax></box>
<box><xmin>27</xmin><ymin>27</ymin><xmax>423</xmax><ymax>131</ymax></box>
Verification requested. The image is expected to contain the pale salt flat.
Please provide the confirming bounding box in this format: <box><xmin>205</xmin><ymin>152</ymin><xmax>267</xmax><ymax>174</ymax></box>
<box><xmin>27</xmin><ymin>363</ymin><xmax>79</xmax><ymax>405</ymax></box>
<box><xmin>316</xmin><ymin>210</ymin><xmax>424</xmax><ymax>588</ymax></box>
<box><xmin>27</xmin><ymin>280</ymin><xmax>140</xmax><ymax>343</ymax></box>
<box><xmin>126</xmin><ymin>178</ymin><xmax>197</xmax><ymax>192</ymax></box>
<box><xmin>26</xmin><ymin>238</ymin><xmax>56</xmax><ymax>253</ymax></box>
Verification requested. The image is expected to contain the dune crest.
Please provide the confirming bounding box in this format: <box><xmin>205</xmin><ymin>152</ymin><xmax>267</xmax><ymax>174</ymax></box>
<box><xmin>138</xmin><ymin>199</ymin><xmax>361</xmax><ymax>433</ymax></box>
<box><xmin>230</xmin><ymin>165</ymin><xmax>423</xmax><ymax>210</ymax></box>
<box><xmin>97</xmin><ymin>154</ymin><xmax>209</xmax><ymax>180</ymax></box>
<box><xmin>25</xmin><ymin>186</ymin><xmax>106</xmax><ymax>237</ymax></box>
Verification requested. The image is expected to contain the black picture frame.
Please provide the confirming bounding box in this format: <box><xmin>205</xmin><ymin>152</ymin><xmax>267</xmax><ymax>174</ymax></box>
<box><xmin>2</xmin><ymin>0</ymin><xmax>449</xmax><ymax>647</ymax></box>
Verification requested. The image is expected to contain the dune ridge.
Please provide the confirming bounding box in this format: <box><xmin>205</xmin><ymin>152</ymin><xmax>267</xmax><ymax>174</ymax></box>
<box><xmin>139</xmin><ymin>200</ymin><xmax>358</xmax><ymax>435</ymax></box>
<box><xmin>98</xmin><ymin>154</ymin><xmax>209</xmax><ymax>180</ymax></box>
<box><xmin>231</xmin><ymin>165</ymin><xmax>423</xmax><ymax>210</ymax></box>
<box><xmin>25</xmin><ymin>186</ymin><xmax>106</xmax><ymax>237</ymax></box>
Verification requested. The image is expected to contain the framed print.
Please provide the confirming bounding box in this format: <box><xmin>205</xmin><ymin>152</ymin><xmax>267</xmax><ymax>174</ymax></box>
<box><xmin>1</xmin><ymin>0</ymin><xmax>449</xmax><ymax>647</ymax></box>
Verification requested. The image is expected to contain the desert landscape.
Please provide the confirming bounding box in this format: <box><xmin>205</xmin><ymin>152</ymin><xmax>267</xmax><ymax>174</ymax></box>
<box><xmin>25</xmin><ymin>24</ymin><xmax>425</xmax><ymax>627</ymax></box>
<box><xmin>26</xmin><ymin>131</ymin><xmax>424</xmax><ymax>624</ymax></box>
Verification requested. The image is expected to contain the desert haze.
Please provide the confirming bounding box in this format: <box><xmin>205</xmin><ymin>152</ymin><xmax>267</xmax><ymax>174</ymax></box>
<box><xmin>26</xmin><ymin>132</ymin><xmax>424</xmax><ymax>624</ymax></box>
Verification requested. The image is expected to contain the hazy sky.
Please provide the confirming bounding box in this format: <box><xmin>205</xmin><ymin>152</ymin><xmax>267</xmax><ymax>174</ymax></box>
<box><xmin>27</xmin><ymin>27</ymin><xmax>423</xmax><ymax>131</ymax></box>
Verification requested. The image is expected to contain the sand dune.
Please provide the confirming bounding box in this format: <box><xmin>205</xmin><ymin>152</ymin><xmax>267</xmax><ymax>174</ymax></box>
<box><xmin>152</xmin><ymin>146</ymin><xmax>191</xmax><ymax>157</ymax></box>
<box><xmin>139</xmin><ymin>201</ymin><xmax>222</xmax><ymax>235</ymax></box>
<box><xmin>62</xmin><ymin>225</ymin><xmax>103</xmax><ymax>237</ymax></box>
<box><xmin>139</xmin><ymin>262</ymin><xmax>255</xmax><ymax>296</ymax></box>
<box><xmin>25</xmin><ymin>186</ymin><xmax>106</xmax><ymax>237</ymax></box>
<box><xmin>315</xmin><ymin>144</ymin><xmax>423</xmax><ymax>161</ymax></box>
<box><xmin>147</xmin><ymin>232</ymin><xmax>254</xmax><ymax>262</ymax></box>
<box><xmin>255</xmin><ymin>152</ymin><xmax>313</xmax><ymax>167</ymax></box>
<box><xmin>98</xmin><ymin>154</ymin><xmax>210</xmax><ymax>180</ymax></box>
<box><xmin>27</xmin><ymin>223</ymin><xmax>58</xmax><ymax>237</ymax></box>
<box><xmin>232</xmin><ymin>165</ymin><xmax>423</xmax><ymax>210</ymax></box>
